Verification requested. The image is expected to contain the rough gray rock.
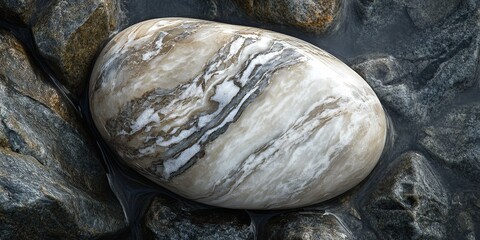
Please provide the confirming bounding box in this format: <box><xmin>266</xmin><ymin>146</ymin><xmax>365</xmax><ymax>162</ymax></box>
<box><xmin>354</xmin><ymin>0</ymin><xmax>479</xmax><ymax>55</ymax></box>
<box><xmin>233</xmin><ymin>0</ymin><xmax>344</xmax><ymax>34</ymax></box>
<box><xmin>402</xmin><ymin>0</ymin><xmax>462</xmax><ymax>29</ymax></box>
<box><xmin>390</xmin><ymin>3</ymin><xmax>480</xmax><ymax>118</ymax></box>
<box><xmin>0</xmin><ymin>30</ymin><xmax>126</xmax><ymax>239</ymax></box>
<box><xmin>122</xmin><ymin>0</ymin><xmax>219</xmax><ymax>25</ymax></box>
<box><xmin>351</xmin><ymin>55</ymin><xmax>423</xmax><ymax>123</ymax></box>
<box><xmin>355</xmin><ymin>0</ymin><xmax>462</xmax><ymax>30</ymax></box>
<box><xmin>144</xmin><ymin>196</ymin><xmax>252</xmax><ymax>240</ymax></box>
<box><xmin>420</xmin><ymin>103</ymin><xmax>480</xmax><ymax>184</ymax></box>
<box><xmin>352</xmin><ymin>0</ymin><xmax>480</xmax><ymax>126</ymax></box>
<box><xmin>447</xmin><ymin>192</ymin><xmax>480</xmax><ymax>239</ymax></box>
<box><xmin>265</xmin><ymin>210</ymin><xmax>353</xmax><ymax>240</ymax></box>
<box><xmin>0</xmin><ymin>150</ymin><xmax>125</xmax><ymax>239</ymax></box>
<box><xmin>0</xmin><ymin>0</ymin><xmax>42</xmax><ymax>25</ymax></box>
<box><xmin>362</xmin><ymin>152</ymin><xmax>449</xmax><ymax>239</ymax></box>
<box><xmin>32</xmin><ymin>0</ymin><xmax>122</xmax><ymax>95</ymax></box>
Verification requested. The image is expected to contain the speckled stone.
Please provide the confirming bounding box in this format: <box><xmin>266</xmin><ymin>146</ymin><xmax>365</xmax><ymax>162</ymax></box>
<box><xmin>89</xmin><ymin>18</ymin><xmax>387</xmax><ymax>210</ymax></box>
<box><xmin>233</xmin><ymin>0</ymin><xmax>344</xmax><ymax>34</ymax></box>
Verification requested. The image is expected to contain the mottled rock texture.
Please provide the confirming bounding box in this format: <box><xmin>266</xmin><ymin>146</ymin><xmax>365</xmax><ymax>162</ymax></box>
<box><xmin>402</xmin><ymin>0</ymin><xmax>462</xmax><ymax>29</ymax></box>
<box><xmin>353</xmin><ymin>0</ymin><xmax>479</xmax><ymax>125</ymax></box>
<box><xmin>421</xmin><ymin>103</ymin><xmax>480</xmax><ymax>184</ymax></box>
<box><xmin>32</xmin><ymin>0</ymin><xmax>122</xmax><ymax>95</ymax></box>
<box><xmin>447</xmin><ymin>192</ymin><xmax>480</xmax><ymax>239</ymax></box>
<box><xmin>266</xmin><ymin>211</ymin><xmax>352</xmax><ymax>239</ymax></box>
<box><xmin>0</xmin><ymin>0</ymin><xmax>46</xmax><ymax>25</ymax></box>
<box><xmin>233</xmin><ymin>0</ymin><xmax>344</xmax><ymax>34</ymax></box>
<box><xmin>362</xmin><ymin>152</ymin><xmax>449</xmax><ymax>239</ymax></box>
<box><xmin>349</xmin><ymin>0</ymin><xmax>480</xmax><ymax>238</ymax></box>
<box><xmin>0</xmin><ymin>30</ymin><xmax>126</xmax><ymax>239</ymax></box>
<box><xmin>144</xmin><ymin>196</ymin><xmax>252</xmax><ymax>240</ymax></box>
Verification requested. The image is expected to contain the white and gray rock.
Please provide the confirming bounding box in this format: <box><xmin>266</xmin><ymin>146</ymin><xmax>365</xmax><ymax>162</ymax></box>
<box><xmin>89</xmin><ymin>18</ymin><xmax>387</xmax><ymax>210</ymax></box>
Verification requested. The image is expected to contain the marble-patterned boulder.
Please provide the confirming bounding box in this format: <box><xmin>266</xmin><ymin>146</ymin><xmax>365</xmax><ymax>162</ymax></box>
<box><xmin>89</xmin><ymin>18</ymin><xmax>387</xmax><ymax>209</ymax></box>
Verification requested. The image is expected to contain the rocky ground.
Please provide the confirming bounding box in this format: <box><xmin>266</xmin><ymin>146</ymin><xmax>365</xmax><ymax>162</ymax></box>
<box><xmin>0</xmin><ymin>0</ymin><xmax>479</xmax><ymax>239</ymax></box>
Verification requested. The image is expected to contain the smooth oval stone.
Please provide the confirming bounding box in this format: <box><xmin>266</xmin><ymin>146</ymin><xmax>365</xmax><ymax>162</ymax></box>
<box><xmin>89</xmin><ymin>18</ymin><xmax>387</xmax><ymax>210</ymax></box>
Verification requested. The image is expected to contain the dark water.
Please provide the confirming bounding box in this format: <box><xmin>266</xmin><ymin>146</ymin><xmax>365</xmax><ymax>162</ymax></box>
<box><xmin>3</xmin><ymin>0</ymin><xmax>475</xmax><ymax>239</ymax></box>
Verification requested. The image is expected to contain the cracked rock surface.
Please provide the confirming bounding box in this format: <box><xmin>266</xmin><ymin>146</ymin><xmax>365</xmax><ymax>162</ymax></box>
<box><xmin>0</xmin><ymin>30</ymin><xmax>126</xmax><ymax>239</ymax></box>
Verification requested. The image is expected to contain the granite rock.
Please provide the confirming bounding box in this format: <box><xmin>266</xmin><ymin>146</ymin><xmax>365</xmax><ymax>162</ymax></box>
<box><xmin>362</xmin><ymin>152</ymin><xmax>449</xmax><ymax>239</ymax></box>
<box><xmin>233</xmin><ymin>0</ymin><xmax>344</xmax><ymax>34</ymax></box>
<box><xmin>0</xmin><ymin>0</ymin><xmax>48</xmax><ymax>25</ymax></box>
<box><xmin>351</xmin><ymin>55</ymin><xmax>422</xmax><ymax>123</ymax></box>
<box><xmin>144</xmin><ymin>196</ymin><xmax>252</xmax><ymax>240</ymax></box>
<box><xmin>32</xmin><ymin>0</ymin><xmax>122</xmax><ymax>95</ymax></box>
<box><xmin>122</xmin><ymin>0</ymin><xmax>219</xmax><ymax>25</ymax></box>
<box><xmin>354</xmin><ymin>0</ymin><xmax>479</xmax><ymax>56</ymax></box>
<box><xmin>121</xmin><ymin>0</ymin><xmax>253</xmax><ymax>27</ymax></box>
<box><xmin>266</xmin><ymin>210</ymin><xmax>352</xmax><ymax>239</ymax></box>
<box><xmin>352</xmin><ymin>24</ymin><xmax>479</xmax><ymax>126</ymax></box>
<box><xmin>420</xmin><ymin>102</ymin><xmax>480</xmax><ymax>184</ymax></box>
<box><xmin>402</xmin><ymin>0</ymin><xmax>462</xmax><ymax>29</ymax></box>
<box><xmin>447</xmin><ymin>192</ymin><xmax>480</xmax><ymax>239</ymax></box>
<box><xmin>355</xmin><ymin>0</ymin><xmax>462</xmax><ymax>30</ymax></box>
<box><xmin>0</xmin><ymin>30</ymin><xmax>126</xmax><ymax>239</ymax></box>
<box><xmin>90</xmin><ymin>18</ymin><xmax>387</xmax><ymax>209</ymax></box>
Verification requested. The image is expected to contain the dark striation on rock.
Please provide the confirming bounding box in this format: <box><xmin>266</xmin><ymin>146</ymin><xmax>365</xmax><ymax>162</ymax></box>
<box><xmin>32</xmin><ymin>0</ymin><xmax>122</xmax><ymax>95</ymax></box>
<box><xmin>0</xmin><ymin>30</ymin><xmax>126</xmax><ymax>239</ymax></box>
<box><xmin>144</xmin><ymin>196</ymin><xmax>252</xmax><ymax>240</ymax></box>
<box><xmin>233</xmin><ymin>0</ymin><xmax>344</xmax><ymax>34</ymax></box>
<box><xmin>362</xmin><ymin>152</ymin><xmax>449</xmax><ymax>239</ymax></box>
<box><xmin>421</xmin><ymin>103</ymin><xmax>480</xmax><ymax>185</ymax></box>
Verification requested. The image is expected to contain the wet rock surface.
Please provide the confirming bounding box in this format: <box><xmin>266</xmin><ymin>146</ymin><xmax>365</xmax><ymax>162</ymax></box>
<box><xmin>32</xmin><ymin>0</ymin><xmax>122</xmax><ymax>95</ymax></box>
<box><xmin>144</xmin><ymin>196</ymin><xmax>252</xmax><ymax>240</ymax></box>
<box><xmin>362</xmin><ymin>152</ymin><xmax>449</xmax><ymax>239</ymax></box>
<box><xmin>0</xmin><ymin>0</ymin><xmax>479</xmax><ymax>238</ymax></box>
<box><xmin>0</xmin><ymin>0</ymin><xmax>45</xmax><ymax>25</ymax></box>
<box><xmin>233</xmin><ymin>0</ymin><xmax>344</xmax><ymax>34</ymax></box>
<box><xmin>402</xmin><ymin>0</ymin><xmax>462</xmax><ymax>29</ymax></box>
<box><xmin>265</xmin><ymin>210</ymin><xmax>352</xmax><ymax>239</ymax></box>
<box><xmin>421</xmin><ymin>103</ymin><xmax>480</xmax><ymax>184</ymax></box>
<box><xmin>0</xmin><ymin>30</ymin><xmax>126</xmax><ymax>239</ymax></box>
<box><xmin>355</xmin><ymin>0</ymin><xmax>462</xmax><ymax>30</ymax></box>
<box><xmin>448</xmin><ymin>192</ymin><xmax>480</xmax><ymax>239</ymax></box>
<box><xmin>353</xmin><ymin>0</ymin><xmax>479</xmax><ymax>125</ymax></box>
